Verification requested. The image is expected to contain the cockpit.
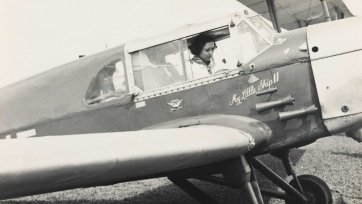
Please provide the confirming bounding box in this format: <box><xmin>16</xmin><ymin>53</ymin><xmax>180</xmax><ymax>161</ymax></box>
<box><xmin>84</xmin><ymin>13</ymin><xmax>275</xmax><ymax>105</ymax></box>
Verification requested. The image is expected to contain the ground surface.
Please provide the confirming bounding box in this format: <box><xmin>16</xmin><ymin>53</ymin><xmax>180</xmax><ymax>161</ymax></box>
<box><xmin>2</xmin><ymin>136</ymin><xmax>362</xmax><ymax>204</ymax></box>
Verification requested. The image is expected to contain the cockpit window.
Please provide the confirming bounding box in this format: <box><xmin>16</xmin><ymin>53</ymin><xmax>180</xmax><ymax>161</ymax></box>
<box><xmin>131</xmin><ymin>41</ymin><xmax>186</xmax><ymax>92</ymax></box>
<box><xmin>237</xmin><ymin>20</ymin><xmax>270</xmax><ymax>63</ymax></box>
<box><xmin>247</xmin><ymin>15</ymin><xmax>275</xmax><ymax>43</ymax></box>
<box><xmin>126</xmin><ymin>16</ymin><xmax>276</xmax><ymax>94</ymax></box>
<box><xmin>186</xmin><ymin>27</ymin><xmax>239</xmax><ymax>79</ymax></box>
<box><xmin>85</xmin><ymin>59</ymin><xmax>127</xmax><ymax>105</ymax></box>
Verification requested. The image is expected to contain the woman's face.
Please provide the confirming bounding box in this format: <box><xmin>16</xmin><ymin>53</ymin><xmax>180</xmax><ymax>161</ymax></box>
<box><xmin>199</xmin><ymin>42</ymin><xmax>216</xmax><ymax>63</ymax></box>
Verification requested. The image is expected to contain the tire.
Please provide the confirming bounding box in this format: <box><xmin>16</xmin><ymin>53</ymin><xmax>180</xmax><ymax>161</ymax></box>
<box><xmin>285</xmin><ymin>175</ymin><xmax>333</xmax><ymax>204</ymax></box>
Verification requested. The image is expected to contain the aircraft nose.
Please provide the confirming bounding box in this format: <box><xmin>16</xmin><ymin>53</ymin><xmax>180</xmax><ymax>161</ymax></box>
<box><xmin>307</xmin><ymin>16</ymin><xmax>362</xmax><ymax>62</ymax></box>
<box><xmin>307</xmin><ymin>17</ymin><xmax>362</xmax><ymax>122</ymax></box>
<box><xmin>305</xmin><ymin>17</ymin><xmax>362</xmax><ymax>136</ymax></box>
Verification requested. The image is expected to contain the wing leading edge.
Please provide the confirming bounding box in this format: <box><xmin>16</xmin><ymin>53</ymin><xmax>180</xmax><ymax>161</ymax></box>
<box><xmin>0</xmin><ymin>125</ymin><xmax>264</xmax><ymax>200</ymax></box>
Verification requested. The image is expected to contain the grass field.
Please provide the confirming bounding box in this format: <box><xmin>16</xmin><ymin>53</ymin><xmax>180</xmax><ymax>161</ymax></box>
<box><xmin>2</xmin><ymin>136</ymin><xmax>362</xmax><ymax>204</ymax></box>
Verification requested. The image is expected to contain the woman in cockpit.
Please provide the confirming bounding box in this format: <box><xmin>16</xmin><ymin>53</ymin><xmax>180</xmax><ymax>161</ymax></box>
<box><xmin>189</xmin><ymin>34</ymin><xmax>217</xmax><ymax>79</ymax></box>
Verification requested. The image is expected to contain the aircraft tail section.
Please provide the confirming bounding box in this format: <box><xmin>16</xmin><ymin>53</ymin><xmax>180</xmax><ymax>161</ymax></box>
<box><xmin>0</xmin><ymin>126</ymin><xmax>263</xmax><ymax>200</ymax></box>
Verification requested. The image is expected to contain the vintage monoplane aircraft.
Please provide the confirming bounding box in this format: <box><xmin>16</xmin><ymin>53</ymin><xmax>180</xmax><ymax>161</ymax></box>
<box><xmin>0</xmin><ymin>7</ymin><xmax>361</xmax><ymax>204</ymax></box>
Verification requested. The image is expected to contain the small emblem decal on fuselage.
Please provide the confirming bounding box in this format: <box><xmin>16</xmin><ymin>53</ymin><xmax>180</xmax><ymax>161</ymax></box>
<box><xmin>135</xmin><ymin>101</ymin><xmax>146</xmax><ymax>108</ymax></box>
<box><xmin>229</xmin><ymin>72</ymin><xmax>280</xmax><ymax>106</ymax></box>
<box><xmin>248</xmin><ymin>74</ymin><xmax>260</xmax><ymax>84</ymax></box>
<box><xmin>168</xmin><ymin>99</ymin><xmax>183</xmax><ymax>111</ymax></box>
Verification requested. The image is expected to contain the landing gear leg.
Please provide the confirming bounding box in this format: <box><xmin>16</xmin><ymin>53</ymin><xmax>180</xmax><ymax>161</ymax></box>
<box><xmin>222</xmin><ymin>156</ymin><xmax>262</xmax><ymax>204</ymax></box>
<box><xmin>239</xmin><ymin>155</ymin><xmax>260</xmax><ymax>204</ymax></box>
<box><xmin>168</xmin><ymin>176</ymin><xmax>218</xmax><ymax>204</ymax></box>
<box><xmin>273</xmin><ymin>150</ymin><xmax>304</xmax><ymax>192</ymax></box>
<box><xmin>250</xmin><ymin>166</ymin><xmax>264</xmax><ymax>204</ymax></box>
<box><xmin>274</xmin><ymin>150</ymin><xmax>332</xmax><ymax>204</ymax></box>
<box><xmin>169</xmin><ymin>156</ymin><xmax>264</xmax><ymax>204</ymax></box>
<box><xmin>251</xmin><ymin>150</ymin><xmax>333</xmax><ymax>204</ymax></box>
<box><xmin>286</xmin><ymin>175</ymin><xmax>333</xmax><ymax>204</ymax></box>
<box><xmin>251</xmin><ymin>158</ymin><xmax>309</xmax><ymax>203</ymax></box>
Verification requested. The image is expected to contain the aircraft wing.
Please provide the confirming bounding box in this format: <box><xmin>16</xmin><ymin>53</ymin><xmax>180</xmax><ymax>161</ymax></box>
<box><xmin>0</xmin><ymin>125</ymin><xmax>262</xmax><ymax>200</ymax></box>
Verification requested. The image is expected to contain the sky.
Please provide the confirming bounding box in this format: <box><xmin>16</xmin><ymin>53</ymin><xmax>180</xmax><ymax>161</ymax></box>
<box><xmin>343</xmin><ymin>0</ymin><xmax>362</xmax><ymax>16</ymax></box>
<box><xmin>0</xmin><ymin>0</ymin><xmax>248</xmax><ymax>88</ymax></box>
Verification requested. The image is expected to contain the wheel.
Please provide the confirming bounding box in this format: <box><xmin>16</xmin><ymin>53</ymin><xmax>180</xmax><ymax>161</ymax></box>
<box><xmin>285</xmin><ymin>175</ymin><xmax>333</xmax><ymax>204</ymax></box>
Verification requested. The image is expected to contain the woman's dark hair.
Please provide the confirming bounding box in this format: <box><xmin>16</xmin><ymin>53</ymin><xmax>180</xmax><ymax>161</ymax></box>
<box><xmin>189</xmin><ymin>34</ymin><xmax>215</xmax><ymax>56</ymax></box>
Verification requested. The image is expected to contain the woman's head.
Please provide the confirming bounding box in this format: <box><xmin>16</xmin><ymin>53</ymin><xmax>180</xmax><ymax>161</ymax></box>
<box><xmin>189</xmin><ymin>34</ymin><xmax>216</xmax><ymax>63</ymax></box>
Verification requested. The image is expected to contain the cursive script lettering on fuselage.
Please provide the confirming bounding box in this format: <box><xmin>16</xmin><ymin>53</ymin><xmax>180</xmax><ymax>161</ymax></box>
<box><xmin>229</xmin><ymin>72</ymin><xmax>279</xmax><ymax>106</ymax></box>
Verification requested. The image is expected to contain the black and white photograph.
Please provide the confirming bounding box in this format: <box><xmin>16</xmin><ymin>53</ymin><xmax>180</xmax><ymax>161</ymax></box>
<box><xmin>0</xmin><ymin>0</ymin><xmax>361</xmax><ymax>203</ymax></box>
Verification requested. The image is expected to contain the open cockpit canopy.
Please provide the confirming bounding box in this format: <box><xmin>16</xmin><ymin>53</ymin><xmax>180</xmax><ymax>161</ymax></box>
<box><xmin>84</xmin><ymin>12</ymin><xmax>276</xmax><ymax>105</ymax></box>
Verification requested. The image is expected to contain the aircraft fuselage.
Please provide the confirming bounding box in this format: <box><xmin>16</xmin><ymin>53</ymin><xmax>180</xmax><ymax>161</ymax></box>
<box><xmin>1</xmin><ymin>14</ymin><xmax>361</xmax><ymax>155</ymax></box>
